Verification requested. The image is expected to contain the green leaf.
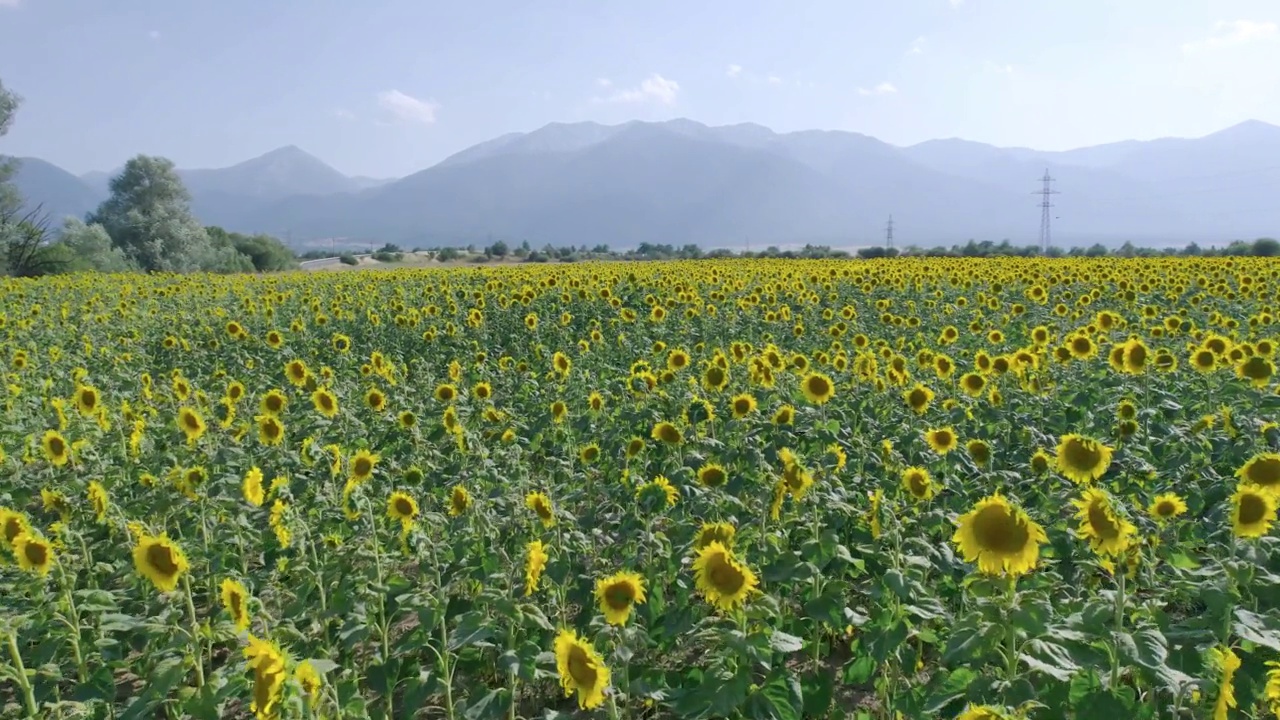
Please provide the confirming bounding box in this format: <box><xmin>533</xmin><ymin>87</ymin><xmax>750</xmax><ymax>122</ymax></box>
<box><xmin>770</xmin><ymin>631</ymin><xmax>804</xmax><ymax>653</ymax></box>
<box><xmin>1233</xmin><ymin>608</ymin><xmax>1280</xmax><ymax>653</ymax></box>
<box><xmin>1019</xmin><ymin>639</ymin><xmax>1081</xmax><ymax>681</ymax></box>
<box><xmin>463</xmin><ymin>688</ymin><xmax>509</xmax><ymax>720</ymax></box>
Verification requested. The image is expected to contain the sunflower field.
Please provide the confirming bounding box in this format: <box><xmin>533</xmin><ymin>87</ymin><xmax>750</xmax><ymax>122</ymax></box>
<box><xmin>2</xmin><ymin>257</ymin><xmax>1280</xmax><ymax>720</ymax></box>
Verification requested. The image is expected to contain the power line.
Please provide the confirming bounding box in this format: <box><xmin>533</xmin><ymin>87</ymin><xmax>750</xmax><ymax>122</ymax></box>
<box><xmin>1034</xmin><ymin>169</ymin><xmax>1059</xmax><ymax>253</ymax></box>
<box><xmin>885</xmin><ymin>215</ymin><xmax>894</xmax><ymax>251</ymax></box>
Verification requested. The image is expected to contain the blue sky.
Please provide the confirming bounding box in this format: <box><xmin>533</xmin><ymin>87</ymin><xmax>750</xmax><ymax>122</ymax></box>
<box><xmin>1</xmin><ymin>0</ymin><xmax>1278</xmax><ymax>178</ymax></box>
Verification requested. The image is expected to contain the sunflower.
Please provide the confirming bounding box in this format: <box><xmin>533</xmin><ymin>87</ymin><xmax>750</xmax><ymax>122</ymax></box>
<box><xmin>176</xmin><ymin>406</ymin><xmax>206</xmax><ymax>445</ymax></box>
<box><xmin>901</xmin><ymin>466</ymin><xmax>936</xmax><ymax>501</ymax></box>
<box><xmin>220</xmin><ymin>578</ymin><xmax>251</xmax><ymax>632</ymax></box>
<box><xmin>667</xmin><ymin>348</ymin><xmax>691</xmax><ymax>372</ymax></box>
<box><xmin>781</xmin><ymin>459</ymin><xmax>814</xmax><ymax>499</ymax></box>
<box><xmin>526</xmin><ymin>492</ymin><xmax>555</xmax><ymax>528</ymax></box>
<box><xmin>87</xmin><ymin>480</ymin><xmax>110</xmax><ymax>523</ymax></box>
<box><xmin>387</xmin><ymin>491</ymin><xmax>419</xmax><ymax>524</ymax></box>
<box><xmin>1191</xmin><ymin>348</ymin><xmax>1217</xmax><ymax>373</ymax></box>
<box><xmin>1231</xmin><ymin>484</ymin><xmax>1276</xmax><ymax>538</ymax></box>
<box><xmin>284</xmin><ymin>359</ymin><xmax>310</xmax><ymax>387</ymax></box>
<box><xmin>398</xmin><ymin>410</ymin><xmax>418</xmax><ymax>429</ymax></box>
<box><xmin>952</xmin><ymin>493</ymin><xmax>1046</xmax><ymax>577</ymax></box>
<box><xmin>651</xmin><ymin>421</ymin><xmax>682</xmax><ymax>445</ymax></box>
<box><xmin>772</xmin><ymin>405</ymin><xmax>796</xmax><ymax>426</ymax></box>
<box><xmin>1239</xmin><ymin>356</ymin><xmax>1278</xmax><ymax>387</ymax></box>
<box><xmin>133</xmin><ymin>533</ymin><xmax>190</xmax><ymax>592</ymax></box>
<box><xmin>1209</xmin><ymin>646</ymin><xmax>1241</xmax><ymax>720</ymax></box>
<box><xmin>553</xmin><ymin>629</ymin><xmax>610</xmax><ymax>709</ymax></box>
<box><xmin>524</xmin><ymin>539</ymin><xmax>549</xmax><ymax>596</ymax></box>
<box><xmin>311</xmin><ymin>388</ymin><xmax>339</xmax><ymax>418</ymax></box>
<box><xmin>1055</xmin><ymin>433</ymin><xmax>1113</xmax><ymax>484</ymax></box>
<box><xmin>447</xmin><ymin>486</ymin><xmax>472</xmax><ymax>517</ymax></box>
<box><xmin>1266</xmin><ymin>661</ymin><xmax>1280</xmax><ymax>719</ymax></box>
<box><xmin>800</xmin><ymin>372</ymin><xmax>836</xmax><ymax>405</ymax></box>
<box><xmin>1072</xmin><ymin>488</ymin><xmax>1137</xmax><ymax>556</ymax></box>
<box><xmin>349</xmin><ymin>449</ymin><xmax>379</xmax><ymax>482</ymax></box>
<box><xmin>925</xmin><ymin>427</ymin><xmax>959</xmax><ymax>455</ymax></box>
<box><xmin>0</xmin><ymin>508</ymin><xmax>30</xmax><ymax>550</ymax></box>
<box><xmin>578</xmin><ymin>443</ymin><xmax>601</xmax><ymax>464</ymax></box>
<box><xmin>697</xmin><ymin>462</ymin><xmax>728</xmax><ymax>488</ymax></box>
<box><xmin>473</xmin><ymin>382</ymin><xmax>494</xmax><ymax>401</ymax></box>
<box><xmin>1121</xmin><ymin>338</ymin><xmax>1150</xmax><ymax>374</ymax></box>
<box><xmin>959</xmin><ymin>372</ymin><xmax>986</xmax><ymax>397</ymax></box>
<box><xmin>265</xmin><ymin>330</ymin><xmax>284</xmax><ymax>349</ymax></box>
<box><xmin>723</xmin><ymin>392</ymin><xmax>755</xmax><ymax>419</ymax></box>
<box><xmin>967</xmin><ymin>439</ymin><xmax>992</xmax><ymax>467</ymax></box>
<box><xmin>1148</xmin><ymin>492</ymin><xmax>1187</xmax><ymax>523</ymax></box>
<box><xmin>635</xmin><ymin>475</ymin><xmax>679</xmax><ymax>509</ymax></box>
<box><xmin>41</xmin><ymin>429</ymin><xmax>70</xmax><ymax>467</ymax></box>
<box><xmin>702</xmin><ymin>364</ymin><xmax>728</xmax><ymax>391</ymax></box>
<box><xmin>42</xmin><ymin>488</ymin><xmax>71</xmax><ymax>520</ymax></box>
<box><xmin>243</xmin><ymin>467</ymin><xmax>265</xmax><ymax>507</ymax></box>
<box><xmin>331</xmin><ymin>333</ymin><xmax>352</xmax><ymax>353</ymax></box>
<box><xmin>73</xmin><ymin>384</ymin><xmax>101</xmax><ymax>416</ymax></box>
<box><xmin>259</xmin><ymin>389</ymin><xmax>287</xmax><ymax>416</ymax></box>
<box><xmin>695</xmin><ymin>521</ymin><xmax>736</xmax><ymax>550</ymax></box>
<box><xmin>595</xmin><ymin>571</ymin><xmax>646</xmax><ymax>626</ymax></box>
<box><xmin>1236</xmin><ymin>453</ymin><xmax>1280</xmax><ymax>494</ymax></box>
<box><xmin>245</xmin><ymin>634</ymin><xmax>289</xmax><ymax>720</ymax></box>
<box><xmin>256</xmin><ymin>414</ymin><xmax>284</xmax><ymax>446</ymax></box>
<box><xmin>295</xmin><ymin>660</ymin><xmax>323</xmax><ymax>708</ymax></box>
<box><xmin>692</xmin><ymin>541</ymin><xmax>759</xmax><ymax>612</ymax></box>
<box><xmin>363</xmin><ymin>387</ymin><xmax>387</xmax><ymax>413</ymax></box>
<box><xmin>434</xmin><ymin>383</ymin><xmax>458</xmax><ymax>403</ymax></box>
<box><xmin>1067</xmin><ymin>334</ymin><xmax>1097</xmax><ymax>360</ymax></box>
<box><xmin>903</xmin><ymin>384</ymin><xmax>934</xmax><ymax>414</ymax></box>
<box><xmin>550</xmin><ymin>400</ymin><xmax>568</xmax><ymax>424</ymax></box>
<box><xmin>13</xmin><ymin>531</ymin><xmax>54</xmax><ymax>576</ymax></box>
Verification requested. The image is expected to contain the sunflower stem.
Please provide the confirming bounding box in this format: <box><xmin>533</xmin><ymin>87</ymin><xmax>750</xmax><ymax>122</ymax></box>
<box><xmin>1004</xmin><ymin>577</ymin><xmax>1019</xmax><ymax>682</ymax></box>
<box><xmin>57</xmin><ymin>562</ymin><xmax>88</xmax><ymax>683</ymax></box>
<box><xmin>181</xmin><ymin>575</ymin><xmax>206</xmax><ymax>689</ymax></box>
<box><xmin>1114</xmin><ymin>569</ymin><xmax>1126</xmax><ymax>633</ymax></box>
<box><xmin>6</xmin><ymin>630</ymin><xmax>38</xmax><ymax>718</ymax></box>
<box><xmin>439</xmin><ymin>616</ymin><xmax>456</xmax><ymax>720</ymax></box>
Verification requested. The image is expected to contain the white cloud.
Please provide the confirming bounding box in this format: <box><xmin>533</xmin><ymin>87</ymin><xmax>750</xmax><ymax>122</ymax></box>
<box><xmin>948</xmin><ymin>0</ymin><xmax>963</xmax><ymax>7</ymax></box>
<box><xmin>376</xmin><ymin>89</ymin><xmax>439</xmax><ymax>125</ymax></box>
<box><xmin>0</xmin><ymin>0</ymin><xmax>22</xmax><ymax>8</ymax></box>
<box><xmin>148</xmin><ymin>30</ymin><xmax>161</xmax><ymax>40</ymax></box>
<box><xmin>1182</xmin><ymin>20</ymin><xmax>1278</xmax><ymax>53</ymax></box>
<box><xmin>606</xmin><ymin>73</ymin><xmax>680</xmax><ymax>105</ymax></box>
<box><xmin>857</xmin><ymin>81</ymin><xmax>898</xmax><ymax>96</ymax></box>
<box><xmin>983</xmin><ymin>61</ymin><xmax>1014</xmax><ymax>75</ymax></box>
<box><xmin>907</xmin><ymin>36</ymin><xmax>926</xmax><ymax>54</ymax></box>
<box><xmin>726</xmin><ymin>64</ymin><xmax>743</xmax><ymax>78</ymax></box>
<box><xmin>766</xmin><ymin>73</ymin><xmax>782</xmax><ymax>85</ymax></box>
<box><xmin>333</xmin><ymin>108</ymin><xmax>356</xmax><ymax>121</ymax></box>
<box><xmin>595</xmin><ymin>78</ymin><xmax>612</xmax><ymax>88</ymax></box>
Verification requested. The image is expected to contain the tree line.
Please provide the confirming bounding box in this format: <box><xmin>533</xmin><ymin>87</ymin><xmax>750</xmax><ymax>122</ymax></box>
<box><xmin>0</xmin><ymin>78</ymin><xmax>295</xmax><ymax>277</ymax></box>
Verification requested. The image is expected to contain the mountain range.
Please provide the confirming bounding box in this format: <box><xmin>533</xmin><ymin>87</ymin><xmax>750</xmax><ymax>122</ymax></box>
<box><xmin>9</xmin><ymin>118</ymin><xmax>1280</xmax><ymax>250</ymax></box>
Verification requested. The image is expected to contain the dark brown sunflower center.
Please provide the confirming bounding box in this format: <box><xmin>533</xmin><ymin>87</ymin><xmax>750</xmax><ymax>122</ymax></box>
<box><xmin>394</xmin><ymin>498</ymin><xmax>414</xmax><ymax>516</ymax></box>
<box><xmin>1239</xmin><ymin>493</ymin><xmax>1268</xmax><ymax>525</ymax></box>
<box><xmin>971</xmin><ymin>505</ymin><xmax>1030</xmax><ymax>554</ymax></box>
<box><xmin>24</xmin><ymin>540</ymin><xmax>48</xmax><ymax>566</ymax></box>
<box><xmin>907</xmin><ymin>472</ymin><xmax>928</xmax><ymax>496</ymax></box>
<box><xmin>1087</xmin><ymin>501</ymin><xmax>1121</xmax><ymax>540</ymax></box>
<box><xmin>706</xmin><ymin>552</ymin><xmax>746</xmax><ymax>594</ymax></box>
<box><xmin>1242</xmin><ymin>357</ymin><xmax>1272</xmax><ymax>380</ymax></box>
<box><xmin>1247</xmin><ymin>459</ymin><xmax>1280</xmax><ymax>487</ymax></box>
<box><xmin>604</xmin><ymin>583</ymin><xmax>635</xmax><ymax>610</ymax></box>
<box><xmin>146</xmin><ymin>544</ymin><xmax>180</xmax><ymax>575</ymax></box>
<box><xmin>566</xmin><ymin>645</ymin><xmax>597</xmax><ymax>688</ymax></box>
<box><xmin>807</xmin><ymin>377</ymin><xmax>831</xmax><ymax>396</ymax></box>
<box><xmin>182</xmin><ymin>413</ymin><xmax>201</xmax><ymax>431</ymax></box>
<box><xmin>354</xmin><ymin>459</ymin><xmax>372</xmax><ymax>476</ymax></box>
<box><xmin>1156</xmin><ymin>501</ymin><xmax>1177</xmax><ymax>517</ymax></box>
<box><xmin>1062</xmin><ymin>439</ymin><xmax>1102</xmax><ymax>472</ymax></box>
<box><xmin>4</xmin><ymin>518</ymin><xmax>22</xmax><ymax>543</ymax></box>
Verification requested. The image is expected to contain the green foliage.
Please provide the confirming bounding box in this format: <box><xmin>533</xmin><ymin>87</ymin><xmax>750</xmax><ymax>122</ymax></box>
<box><xmin>49</xmin><ymin>218</ymin><xmax>136</xmax><ymax>273</ymax></box>
<box><xmin>207</xmin><ymin>226</ymin><xmax>298</xmax><ymax>272</ymax></box>
<box><xmin>339</xmin><ymin>253</ymin><xmax>359</xmax><ymax>265</ymax></box>
<box><xmin>86</xmin><ymin>155</ymin><xmax>214</xmax><ymax>272</ymax></box>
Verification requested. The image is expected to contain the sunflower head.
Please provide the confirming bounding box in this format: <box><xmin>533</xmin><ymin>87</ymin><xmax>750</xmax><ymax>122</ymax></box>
<box><xmin>925</xmin><ymin>427</ymin><xmax>958</xmax><ymax>455</ymax></box>
<box><xmin>1148</xmin><ymin>492</ymin><xmax>1187</xmax><ymax>523</ymax></box>
<box><xmin>387</xmin><ymin>491</ymin><xmax>419</xmax><ymax>523</ymax></box>
<box><xmin>695</xmin><ymin>521</ymin><xmax>736</xmax><ymax>550</ymax></box>
<box><xmin>526</xmin><ymin>492</ymin><xmax>555</xmax><ymax>528</ymax></box>
<box><xmin>349</xmin><ymin>449</ymin><xmax>379</xmax><ymax>482</ymax></box>
<box><xmin>731</xmin><ymin>393</ymin><xmax>757</xmax><ymax>418</ymax></box>
<box><xmin>800</xmin><ymin>372</ymin><xmax>835</xmax><ymax>405</ymax></box>
<box><xmin>967</xmin><ymin>439</ymin><xmax>992</xmax><ymax>467</ymax></box>
<box><xmin>553</xmin><ymin>629</ymin><xmax>611</xmax><ymax>709</ymax></box>
<box><xmin>1055</xmin><ymin>433</ymin><xmax>1113</xmax><ymax>484</ymax></box>
<box><xmin>448</xmin><ymin>486</ymin><xmax>472</xmax><ymax>516</ymax></box>
<box><xmin>697</xmin><ymin>462</ymin><xmax>728</xmax><ymax>489</ymax></box>
<box><xmin>904</xmin><ymin>384</ymin><xmax>934</xmax><ymax>414</ymax></box>
<box><xmin>594</xmin><ymin>571</ymin><xmax>647</xmax><ymax>626</ymax></box>
<box><xmin>1237</xmin><ymin>453</ymin><xmax>1280</xmax><ymax>493</ymax></box>
<box><xmin>1232</xmin><ymin>484</ymin><xmax>1276</xmax><ymax>538</ymax></box>
<box><xmin>901</xmin><ymin>467</ymin><xmax>935</xmax><ymax>501</ymax></box>
<box><xmin>651</xmin><ymin>421</ymin><xmax>682</xmax><ymax>444</ymax></box>
<box><xmin>220</xmin><ymin>578</ymin><xmax>251</xmax><ymax>632</ymax></box>
<box><xmin>1071</xmin><ymin>488</ymin><xmax>1138</xmax><ymax>556</ymax></box>
<box><xmin>133</xmin><ymin>533</ymin><xmax>190</xmax><ymax>592</ymax></box>
<box><xmin>952</xmin><ymin>493</ymin><xmax>1046</xmax><ymax>577</ymax></box>
<box><xmin>13</xmin><ymin>531</ymin><xmax>54</xmax><ymax>576</ymax></box>
<box><xmin>692</xmin><ymin>541</ymin><xmax>759</xmax><ymax>612</ymax></box>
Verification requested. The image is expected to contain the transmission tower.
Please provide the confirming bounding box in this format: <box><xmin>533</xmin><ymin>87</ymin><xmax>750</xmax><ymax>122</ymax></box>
<box><xmin>1034</xmin><ymin>170</ymin><xmax>1059</xmax><ymax>254</ymax></box>
<box><xmin>885</xmin><ymin>215</ymin><xmax>894</xmax><ymax>251</ymax></box>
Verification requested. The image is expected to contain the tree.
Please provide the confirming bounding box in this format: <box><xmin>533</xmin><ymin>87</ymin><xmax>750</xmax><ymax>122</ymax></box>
<box><xmin>50</xmin><ymin>218</ymin><xmax>136</xmax><ymax>272</ymax></box>
<box><xmin>87</xmin><ymin>155</ymin><xmax>215</xmax><ymax>272</ymax></box>
<box><xmin>0</xmin><ymin>78</ymin><xmax>25</xmax><ymax>275</ymax></box>
<box><xmin>1252</xmin><ymin>238</ymin><xmax>1280</xmax><ymax>257</ymax></box>
<box><xmin>485</xmin><ymin>240</ymin><xmax>509</xmax><ymax>257</ymax></box>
